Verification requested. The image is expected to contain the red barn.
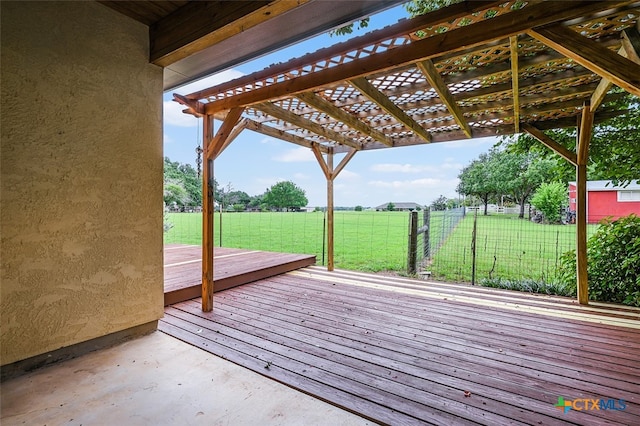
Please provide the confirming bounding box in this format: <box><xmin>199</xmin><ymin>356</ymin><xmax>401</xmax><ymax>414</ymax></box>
<box><xmin>568</xmin><ymin>180</ymin><xmax>640</xmax><ymax>224</ymax></box>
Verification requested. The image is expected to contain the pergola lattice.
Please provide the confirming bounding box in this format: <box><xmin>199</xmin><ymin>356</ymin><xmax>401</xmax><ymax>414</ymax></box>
<box><xmin>175</xmin><ymin>0</ymin><xmax>640</xmax><ymax>311</ymax></box>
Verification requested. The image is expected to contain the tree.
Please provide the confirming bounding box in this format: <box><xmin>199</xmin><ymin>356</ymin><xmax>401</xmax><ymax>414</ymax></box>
<box><xmin>457</xmin><ymin>151</ymin><xmax>501</xmax><ymax>215</ymax></box>
<box><xmin>263</xmin><ymin>181</ymin><xmax>308</xmax><ymax>211</ymax></box>
<box><xmin>163</xmin><ymin>157</ymin><xmax>203</xmax><ymax>207</ymax></box>
<box><xmin>430</xmin><ymin>195</ymin><xmax>448</xmax><ymax>211</ymax></box>
<box><xmin>530</xmin><ymin>182</ymin><xmax>567</xmax><ymax>224</ymax></box>
<box><xmin>386</xmin><ymin>202</ymin><xmax>396</xmax><ymax>211</ymax></box>
<box><xmin>493</xmin><ymin>151</ymin><xmax>555</xmax><ymax>219</ymax></box>
<box><xmin>355</xmin><ymin>205</ymin><xmax>363</xmax><ymax>212</ymax></box>
<box><xmin>502</xmin><ymin>93</ymin><xmax>640</xmax><ymax>186</ymax></box>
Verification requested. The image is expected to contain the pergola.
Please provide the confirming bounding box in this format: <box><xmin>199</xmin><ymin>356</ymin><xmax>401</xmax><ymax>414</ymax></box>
<box><xmin>174</xmin><ymin>0</ymin><xmax>640</xmax><ymax>311</ymax></box>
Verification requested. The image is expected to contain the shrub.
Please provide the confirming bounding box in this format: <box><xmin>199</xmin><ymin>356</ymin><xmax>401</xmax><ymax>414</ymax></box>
<box><xmin>558</xmin><ymin>214</ymin><xmax>640</xmax><ymax>306</ymax></box>
<box><xmin>530</xmin><ymin>182</ymin><xmax>567</xmax><ymax>223</ymax></box>
<box><xmin>479</xmin><ymin>277</ymin><xmax>575</xmax><ymax>296</ymax></box>
<box><xmin>355</xmin><ymin>205</ymin><xmax>363</xmax><ymax>212</ymax></box>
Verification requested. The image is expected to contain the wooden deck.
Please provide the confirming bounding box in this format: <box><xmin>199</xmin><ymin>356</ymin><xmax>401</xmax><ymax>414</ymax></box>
<box><xmin>164</xmin><ymin>244</ymin><xmax>316</xmax><ymax>305</ymax></box>
<box><xmin>160</xmin><ymin>265</ymin><xmax>640</xmax><ymax>425</ymax></box>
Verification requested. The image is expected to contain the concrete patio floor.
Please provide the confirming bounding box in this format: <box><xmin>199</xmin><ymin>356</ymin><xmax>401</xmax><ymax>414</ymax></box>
<box><xmin>1</xmin><ymin>331</ymin><xmax>372</xmax><ymax>426</ymax></box>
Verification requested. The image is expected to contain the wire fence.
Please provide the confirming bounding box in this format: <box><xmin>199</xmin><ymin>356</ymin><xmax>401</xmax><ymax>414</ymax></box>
<box><xmin>164</xmin><ymin>208</ymin><xmax>600</xmax><ymax>284</ymax></box>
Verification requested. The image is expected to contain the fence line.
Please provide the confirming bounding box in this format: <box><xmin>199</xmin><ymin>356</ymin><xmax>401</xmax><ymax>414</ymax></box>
<box><xmin>164</xmin><ymin>209</ymin><xmax>598</xmax><ymax>284</ymax></box>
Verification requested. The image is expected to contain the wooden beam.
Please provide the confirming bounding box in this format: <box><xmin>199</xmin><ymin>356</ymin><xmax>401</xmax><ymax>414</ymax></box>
<box><xmin>203</xmin><ymin>1</ymin><xmax>631</xmax><ymax>113</ymax></box>
<box><xmin>326</xmin><ymin>151</ymin><xmax>334</xmax><ymax>271</ymax></box>
<box><xmin>207</xmin><ymin>107</ymin><xmax>245</xmax><ymax>160</ymax></box>
<box><xmin>521</xmin><ymin>124</ymin><xmax>577</xmax><ymax>166</ymax></box>
<box><xmin>244</xmin><ymin>118</ymin><xmax>329</xmax><ymax>153</ymax></box>
<box><xmin>510</xmin><ymin>36</ymin><xmax>520</xmax><ymax>133</ymax></box>
<box><xmin>186</xmin><ymin>0</ymin><xmax>504</xmax><ymax>100</ymax></box>
<box><xmin>311</xmin><ymin>144</ymin><xmax>331</xmax><ymax>181</ymax></box>
<box><xmin>173</xmin><ymin>93</ymin><xmax>205</xmax><ymax>116</ymax></box>
<box><xmin>350</xmin><ymin>77</ymin><xmax>432</xmax><ymax>143</ymax></box>
<box><xmin>296</xmin><ymin>92</ymin><xmax>393</xmax><ymax>147</ymax></box>
<box><xmin>576</xmin><ymin>103</ymin><xmax>593</xmax><ymax>305</ymax></box>
<box><xmin>151</xmin><ymin>1</ymin><xmax>307</xmax><ymax>66</ymax></box>
<box><xmin>216</xmin><ymin>118</ymin><xmax>247</xmax><ymax>159</ymax></box>
<box><xmin>256</xmin><ymin>102</ymin><xmax>362</xmax><ymax>150</ymax></box>
<box><xmin>333</xmin><ymin>148</ymin><xmax>357</xmax><ymax>179</ymax></box>
<box><xmin>592</xmin><ymin>25</ymin><xmax>640</xmax><ymax>109</ymax></box>
<box><xmin>577</xmin><ymin>102</ymin><xmax>593</xmax><ymax>166</ymax></box>
<box><xmin>202</xmin><ymin>115</ymin><xmax>215</xmax><ymax>312</ymax></box>
<box><xmin>529</xmin><ymin>24</ymin><xmax>640</xmax><ymax>98</ymax></box>
<box><xmin>417</xmin><ymin>59</ymin><xmax>471</xmax><ymax>138</ymax></box>
<box><xmin>622</xmin><ymin>23</ymin><xmax>640</xmax><ymax>64</ymax></box>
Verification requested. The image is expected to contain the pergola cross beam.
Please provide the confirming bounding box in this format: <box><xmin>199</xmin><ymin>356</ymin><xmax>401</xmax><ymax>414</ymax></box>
<box><xmin>349</xmin><ymin>77</ymin><xmax>432</xmax><ymax>143</ymax></box>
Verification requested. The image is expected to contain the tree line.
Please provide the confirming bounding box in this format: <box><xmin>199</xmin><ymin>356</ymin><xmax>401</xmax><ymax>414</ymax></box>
<box><xmin>163</xmin><ymin>157</ymin><xmax>308</xmax><ymax>211</ymax></box>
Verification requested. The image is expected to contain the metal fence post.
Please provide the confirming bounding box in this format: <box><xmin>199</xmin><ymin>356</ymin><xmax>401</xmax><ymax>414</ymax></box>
<box><xmin>423</xmin><ymin>208</ymin><xmax>431</xmax><ymax>260</ymax></box>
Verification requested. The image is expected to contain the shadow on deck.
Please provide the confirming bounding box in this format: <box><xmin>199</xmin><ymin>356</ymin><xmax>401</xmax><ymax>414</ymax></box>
<box><xmin>161</xmin><ymin>265</ymin><xmax>640</xmax><ymax>425</ymax></box>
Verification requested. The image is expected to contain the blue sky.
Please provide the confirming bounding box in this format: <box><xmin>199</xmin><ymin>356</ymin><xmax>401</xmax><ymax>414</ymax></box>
<box><xmin>163</xmin><ymin>4</ymin><xmax>497</xmax><ymax>208</ymax></box>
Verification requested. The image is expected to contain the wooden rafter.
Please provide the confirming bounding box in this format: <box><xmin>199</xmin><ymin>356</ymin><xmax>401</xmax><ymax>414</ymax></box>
<box><xmin>214</xmin><ymin>118</ymin><xmax>247</xmax><ymax>159</ymax></box>
<box><xmin>349</xmin><ymin>77</ymin><xmax>432</xmax><ymax>143</ymax></box>
<box><xmin>591</xmin><ymin>26</ymin><xmax>640</xmax><ymax>110</ymax></box>
<box><xmin>529</xmin><ymin>24</ymin><xmax>640</xmax><ymax>98</ymax></box>
<box><xmin>150</xmin><ymin>1</ymin><xmax>307</xmax><ymax>66</ymax></box>
<box><xmin>311</xmin><ymin>144</ymin><xmax>331</xmax><ymax>180</ymax></box>
<box><xmin>256</xmin><ymin>102</ymin><xmax>362</xmax><ymax>150</ymax></box>
<box><xmin>243</xmin><ymin>119</ymin><xmax>329</xmax><ymax>153</ymax></box>
<box><xmin>510</xmin><ymin>36</ymin><xmax>520</xmax><ymax>133</ymax></box>
<box><xmin>202</xmin><ymin>1</ymin><xmax>631</xmax><ymax>114</ymax></box>
<box><xmin>296</xmin><ymin>92</ymin><xmax>393</xmax><ymax>147</ymax></box>
<box><xmin>416</xmin><ymin>59</ymin><xmax>471</xmax><ymax>138</ymax></box>
<box><xmin>186</xmin><ymin>0</ymin><xmax>505</xmax><ymax>101</ymax></box>
<box><xmin>333</xmin><ymin>148</ymin><xmax>358</xmax><ymax>179</ymax></box>
<box><xmin>521</xmin><ymin>124</ymin><xmax>577</xmax><ymax>166</ymax></box>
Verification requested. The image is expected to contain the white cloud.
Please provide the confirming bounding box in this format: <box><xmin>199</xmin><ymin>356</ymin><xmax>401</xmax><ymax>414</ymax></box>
<box><xmin>370</xmin><ymin>162</ymin><xmax>463</xmax><ymax>174</ymax></box>
<box><xmin>163</xmin><ymin>133</ymin><xmax>174</xmax><ymax>144</ymax></box>
<box><xmin>172</xmin><ymin>69</ymin><xmax>246</xmax><ymax>95</ymax></box>
<box><xmin>368</xmin><ymin>177</ymin><xmax>445</xmax><ymax>190</ymax></box>
<box><xmin>273</xmin><ymin>147</ymin><xmax>315</xmax><ymax>162</ymax></box>
<box><xmin>260</xmin><ymin>137</ymin><xmax>278</xmax><ymax>144</ymax></box>
<box><xmin>294</xmin><ymin>172</ymin><xmax>310</xmax><ymax>180</ymax></box>
<box><xmin>336</xmin><ymin>169</ymin><xmax>360</xmax><ymax>180</ymax></box>
<box><xmin>164</xmin><ymin>101</ymin><xmax>199</xmax><ymax>127</ymax></box>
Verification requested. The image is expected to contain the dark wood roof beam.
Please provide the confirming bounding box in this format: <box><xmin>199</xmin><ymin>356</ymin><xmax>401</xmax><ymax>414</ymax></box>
<box><xmin>417</xmin><ymin>59</ymin><xmax>472</xmax><ymax>138</ymax></box>
<box><xmin>256</xmin><ymin>102</ymin><xmax>363</xmax><ymax>150</ymax></box>
<box><xmin>203</xmin><ymin>1</ymin><xmax>632</xmax><ymax>113</ymax></box>
<box><xmin>296</xmin><ymin>92</ymin><xmax>394</xmax><ymax>147</ymax></box>
<box><xmin>350</xmin><ymin>77</ymin><xmax>432</xmax><ymax>143</ymax></box>
<box><xmin>529</xmin><ymin>23</ymin><xmax>640</xmax><ymax>99</ymax></box>
<box><xmin>151</xmin><ymin>1</ymin><xmax>305</xmax><ymax>66</ymax></box>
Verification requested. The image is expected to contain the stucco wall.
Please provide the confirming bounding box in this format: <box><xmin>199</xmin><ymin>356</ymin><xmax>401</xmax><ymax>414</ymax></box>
<box><xmin>1</xmin><ymin>1</ymin><xmax>164</xmax><ymax>365</ymax></box>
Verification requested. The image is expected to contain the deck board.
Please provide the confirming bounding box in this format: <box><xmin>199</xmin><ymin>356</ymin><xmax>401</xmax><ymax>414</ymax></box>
<box><xmin>163</xmin><ymin>245</ymin><xmax>316</xmax><ymax>305</ymax></box>
<box><xmin>160</xmin><ymin>266</ymin><xmax>640</xmax><ymax>425</ymax></box>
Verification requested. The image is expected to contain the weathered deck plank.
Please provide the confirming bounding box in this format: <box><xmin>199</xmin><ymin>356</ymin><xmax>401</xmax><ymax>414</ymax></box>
<box><xmin>163</xmin><ymin>245</ymin><xmax>315</xmax><ymax>305</ymax></box>
<box><xmin>160</xmin><ymin>266</ymin><xmax>640</xmax><ymax>425</ymax></box>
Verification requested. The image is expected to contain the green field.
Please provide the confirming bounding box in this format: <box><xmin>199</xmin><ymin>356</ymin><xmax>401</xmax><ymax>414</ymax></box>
<box><xmin>164</xmin><ymin>210</ymin><xmax>596</xmax><ymax>282</ymax></box>
<box><xmin>429</xmin><ymin>214</ymin><xmax>597</xmax><ymax>283</ymax></box>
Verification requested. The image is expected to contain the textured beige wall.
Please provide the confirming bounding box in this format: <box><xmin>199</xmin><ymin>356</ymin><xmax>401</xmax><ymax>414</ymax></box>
<box><xmin>1</xmin><ymin>1</ymin><xmax>164</xmax><ymax>365</ymax></box>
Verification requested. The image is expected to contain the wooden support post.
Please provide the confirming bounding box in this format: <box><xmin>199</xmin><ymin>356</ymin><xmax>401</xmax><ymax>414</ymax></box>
<box><xmin>407</xmin><ymin>211</ymin><xmax>418</xmax><ymax>275</ymax></box>
<box><xmin>202</xmin><ymin>115</ymin><xmax>215</xmax><ymax>312</ymax></box>
<box><xmin>326</xmin><ymin>151</ymin><xmax>334</xmax><ymax>271</ymax></box>
<box><xmin>576</xmin><ymin>102</ymin><xmax>593</xmax><ymax>305</ymax></box>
